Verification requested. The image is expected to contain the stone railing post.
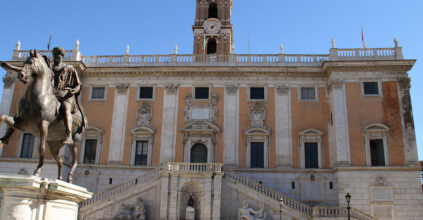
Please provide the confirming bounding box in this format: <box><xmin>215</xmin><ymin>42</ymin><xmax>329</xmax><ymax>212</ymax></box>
<box><xmin>395</xmin><ymin>47</ymin><xmax>404</xmax><ymax>59</ymax></box>
<box><xmin>329</xmin><ymin>48</ymin><xmax>338</xmax><ymax>61</ymax></box>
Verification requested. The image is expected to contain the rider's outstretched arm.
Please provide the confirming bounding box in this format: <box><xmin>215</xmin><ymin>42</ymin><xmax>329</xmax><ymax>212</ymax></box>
<box><xmin>0</xmin><ymin>61</ymin><xmax>22</xmax><ymax>72</ymax></box>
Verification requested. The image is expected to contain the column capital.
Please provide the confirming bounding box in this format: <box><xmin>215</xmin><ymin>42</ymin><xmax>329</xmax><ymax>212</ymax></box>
<box><xmin>397</xmin><ymin>77</ymin><xmax>411</xmax><ymax>91</ymax></box>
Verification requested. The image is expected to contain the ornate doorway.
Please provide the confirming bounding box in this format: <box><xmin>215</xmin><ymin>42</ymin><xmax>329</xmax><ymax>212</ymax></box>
<box><xmin>190</xmin><ymin>144</ymin><xmax>207</xmax><ymax>163</ymax></box>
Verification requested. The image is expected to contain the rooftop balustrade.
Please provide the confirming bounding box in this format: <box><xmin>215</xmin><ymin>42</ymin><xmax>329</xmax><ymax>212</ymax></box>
<box><xmin>11</xmin><ymin>47</ymin><xmax>403</xmax><ymax>68</ymax></box>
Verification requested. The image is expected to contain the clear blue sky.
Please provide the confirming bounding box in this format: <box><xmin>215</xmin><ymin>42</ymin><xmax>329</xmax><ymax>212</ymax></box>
<box><xmin>1</xmin><ymin>0</ymin><xmax>422</xmax><ymax>159</ymax></box>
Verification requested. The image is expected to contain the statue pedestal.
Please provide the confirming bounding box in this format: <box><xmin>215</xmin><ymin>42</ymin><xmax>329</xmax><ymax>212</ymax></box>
<box><xmin>0</xmin><ymin>174</ymin><xmax>92</xmax><ymax>220</ymax></box>
<box><xmin>186</xmin><ymin>206</ymin><xmax>195</xmax><ymax>220</ymax></box>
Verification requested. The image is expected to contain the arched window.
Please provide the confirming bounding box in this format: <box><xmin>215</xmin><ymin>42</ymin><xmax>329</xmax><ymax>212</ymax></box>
<box><xmin>208</xmin><ymin>3</ymin><xmax>218</xmax><ymax>18</ymax></box>
<box><xmin>207</xmin><ymin>39</ymin><xmax>217</xmax><ymax>54</ymax></box>
<box><xmin>190</xmin><ymin>144</ymin><xmax>207</xmax><ymax>163</ymax></box>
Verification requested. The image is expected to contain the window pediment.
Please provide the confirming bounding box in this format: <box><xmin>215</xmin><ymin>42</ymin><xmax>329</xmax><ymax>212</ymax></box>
<box><xmin>181</xmin><ymin>120</ymin><xmax>220</xmax><ymax>132</ymax></box>
<box><xmin>363</xmin><ymin>123</ymin><xmax>389</xmax><ymax>132</ymax></box>
<box><xmin>131</xmin><ymin>125</ymin><xmax>155</xmax><ymax>135</ymax></box>
<box><xmin>244</xmin><ymin>126</ymin><xmax>270</xmax><ymax>136</ymax></box>
<box><xmin>298</xmin><ymin>128</ymin><xmax>324</xmax><ymax>137</ymax></box>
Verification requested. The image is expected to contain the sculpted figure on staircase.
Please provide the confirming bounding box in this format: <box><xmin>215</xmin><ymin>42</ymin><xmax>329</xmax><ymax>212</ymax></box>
<box><xmin>238</xmin><ymin>201</ymin><xmax>266</xmax><ymax>220</ymax></box>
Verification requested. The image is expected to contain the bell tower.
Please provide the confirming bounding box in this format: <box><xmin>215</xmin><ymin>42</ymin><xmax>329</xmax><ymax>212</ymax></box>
<box><xmin>193</xmin><ymin>0</ymin><xmax>233</xmax><ymax>55</ymax></box>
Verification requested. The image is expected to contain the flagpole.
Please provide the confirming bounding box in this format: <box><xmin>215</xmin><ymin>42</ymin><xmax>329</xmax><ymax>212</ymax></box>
<box><xmin>361</xmin><ymin>27</ymin><xmax>366</xmax><ymax>49</ymax></box>
<box><xmin>47</xmin><ymin>32</ymin><xmax>52</xmax><ymax>50</ymax></box>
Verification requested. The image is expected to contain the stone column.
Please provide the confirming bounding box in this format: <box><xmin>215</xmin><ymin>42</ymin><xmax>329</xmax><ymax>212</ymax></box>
<box><xmin>397</xmin><ymin>77</ymin><xmax>419</xmax><ymax>166</ymax></box>
<box><xmin>168</xmin><ymin>174</ymin><xmax>179</xmax><ymax>220</ymax></box>
<box><xmin>0</xmin><ymin>174</ymin><xmax>92</xmax><ymax>220</ymax></box>
<box><xmin>201</xmin><ymin>177</ymin><xmax>212</xmax><ymax>220</ymax></box>
<box><xmin>328</xmin><ymin>80</ymin><xmax>351</xmax><ymax>166</ymax></box>
<box><xmin>211</xmin><ymin>174</ymin><xmax>223</xmax><ymax>220</ymax></box>
<box><xmin>160</xmin><ymin>83</ymin><xmax>179</xmax><ymax>163</ymax></box>
<box><xmin>275</xmin><ymin>84</ymin><xmax>292</xmax><ymax>167</ymax></box>
<box><xmin>159</xmin><ymin>172</ymin><xmax>170</xmax><ymax>220</ymax></box>
<box><xmin>108</xmin><ymin>84</ymin><xmax>129</xmax><ymax>164</ymax></box>
<box><xmin>0</xmin><ymin>73</ymin><xmax>16</xmax><ymax>157</ymax></box>
<box><xmin>223</xmin><ymin>84</ymin><xmax>239</xmax><ymax>167</ymax></box>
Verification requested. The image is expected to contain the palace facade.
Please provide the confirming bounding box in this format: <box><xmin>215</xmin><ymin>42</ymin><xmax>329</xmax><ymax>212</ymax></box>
<box><xmin>0</xmin><ymin>1</ymin><xmax>422</xmax><ymax>219</ymax></box>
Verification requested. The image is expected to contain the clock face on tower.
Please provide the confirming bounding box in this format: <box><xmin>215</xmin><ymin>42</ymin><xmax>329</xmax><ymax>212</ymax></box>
<box><xmin>203</xmin><ymin>19</ymin><xmax>221</xmax><ymax>35</ymax></box>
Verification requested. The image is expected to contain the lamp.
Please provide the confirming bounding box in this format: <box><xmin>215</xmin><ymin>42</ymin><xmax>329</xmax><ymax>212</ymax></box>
<box><xmin>279</xmin><ymin>198</ymin><xmax>283</xmax><ymax>220</ymax></box>
<box><xmin>345</xmin><ymin>193</ymin><xmax>351</xmax><ymax>220</ymax></box>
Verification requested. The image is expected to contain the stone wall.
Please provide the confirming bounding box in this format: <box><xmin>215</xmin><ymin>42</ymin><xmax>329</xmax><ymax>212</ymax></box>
<box><xmin>0</xmin><ymin>159</ymin><xmax>70</xmax><ymax>180</ymax></box>
<box><xmin>335</xmin><ymin>168</ymin><xmax>423</xmax><ymax>219</ymax></box>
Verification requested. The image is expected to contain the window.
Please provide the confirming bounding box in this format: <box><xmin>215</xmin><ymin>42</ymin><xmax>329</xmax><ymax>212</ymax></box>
<box><xmin>250</xmin><ymin>87</ymin><xmax>265</xmax><ymax>100</ymax></box>
<box><xmin>134</xmin><ymin>141</ymin><xmax>148</xmax><ymax>165</ymax></box>
<box><xmin>20</xmin><ymin>133</ymin><xmax>34</xmax><ymax>158</ymax></box>
<box><xmin>363</xmin><ymin>82</ymin><xmax>379</xmax><ymax>95</ymax></box>
<box><xmin>370</xmin><ymin>139</ymin><xmax>385</xmax><ymax>166</ymax></box>
<box><xmin>83</xmin><ymin>139</ymin><xmax>97</xmax><ymax>164</ymax></box>
<box><xmin>363</xmin><ymin>123</ymin><xmax>390</xmax><ymax>167</ymax></box>
<box><xmin>139</xmin><ymin>87</ymin><xmax>153</xmax><ymax>99</ymax></box>
<box><xmin>195</xmin><ymin>87</ymin><xmax>209</xmax><ymax>99</ymax></box>
<box><xmin>208</xmin><ymin>3</ymin><xmax>218</xmax><ymax>18</ymax></box>
<box><xmin>207</xmin><ymin>39</ymin><xmax>217</xmax><ymax>54</ymax></box>
<box><xmin>298</xmin><ymin>128</ymin><xmax>324</xmax><ymax>169</ymax></box>
<box><xmin>190</xmin><ymin>143</ymin><xmax>208</xmax><ymax>163</ymax></box>
<box><xmin>305</xmin><ymin>142</ymin><xmax>318</xmax><ymax>168</ymax></box>
<box><xmin>301</xmin><ymin>87</ymin><xmax>315</xmax><ymax>100</ymax></box>
<box><xmin>91</xmin><ymin>87</ymin><xmax>105</xmax><ymax>99</ymax></box>
<box><xmin>250</xmin><ymin>142</ymin><xmax>264</xmax><ymax>168</ymax></box>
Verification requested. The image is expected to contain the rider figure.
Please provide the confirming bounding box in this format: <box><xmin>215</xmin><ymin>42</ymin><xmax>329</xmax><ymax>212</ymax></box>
<box><xmin>52</xmin><ymin>47</ymin><xmax>87</xmax><ymax>145</ymax></box>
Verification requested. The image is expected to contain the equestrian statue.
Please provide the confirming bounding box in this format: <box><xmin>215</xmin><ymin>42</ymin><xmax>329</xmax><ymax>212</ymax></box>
<box><xmin>0</xmin><ymin>47</ymin><xmax>87</xmax><ymax>183</ymax></box>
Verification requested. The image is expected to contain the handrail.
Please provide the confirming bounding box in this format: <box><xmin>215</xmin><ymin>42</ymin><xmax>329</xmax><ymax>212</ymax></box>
<box><xmin>11</xmin><ymin>47</ymin><xmax>402</xmax><ymax>66</ymax></box>
<box><xmin>225</xmin><ymin>171</ymin><xmax>376</xmax><ymax>219</ymax></box>
<box><xmin>225</xmin><ymin>170</ymin><xmax>313</xmax><ymax>216</ymax></box>
<box><xmin>163</xmin><ymin>162</ymin><xmax>222</xmax><ymax>173</ymax></box>
<box><xmin>80</xmin><ymin>168</ymin><xmax>160</xmax><ymax>207</ymax></box>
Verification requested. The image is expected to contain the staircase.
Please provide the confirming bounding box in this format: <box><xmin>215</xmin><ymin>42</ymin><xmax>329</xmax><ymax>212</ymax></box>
<box><xmin>225</xmin><ymin>171</ymin><xmax>376</xmax><ymax>220</ymax></box>
<box><xmin>80</xmin><ymin>168</ymin><xmax>161</xmax><ymax>207</ymax></box>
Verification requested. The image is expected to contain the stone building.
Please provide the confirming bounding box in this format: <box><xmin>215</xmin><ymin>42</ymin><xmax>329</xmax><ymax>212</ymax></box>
<box><xmin>0</xmin><ymin>0</ymin><xmax>422</xmax><ymax>219</ymax></box>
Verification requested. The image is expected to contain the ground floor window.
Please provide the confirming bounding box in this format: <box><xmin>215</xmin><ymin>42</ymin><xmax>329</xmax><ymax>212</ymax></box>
<box><xmin>370</xmin><ymin>139</ymin><xmax>385</xmax><ymax>166</ymax></box>
<box><xmin>135</xmin><ymin>141</ymin><xmax>148</xmax><ymax>165</ymax></box>
<box><xmin>305</xmin><ymin>142</ymin><xmax>318</xmax><ymax>168</ymax></box>
<box><xmin>20</xmin><ymin>133</ymin><xmax>34</xmax><ymax>158</ymax></box>
<box><xmin>250</xmin><ymin>142</ymin><xmax>264</xmax><ymax>168</ymax></box>
<box><xmin>83</xmin><ymin>139</ymin><xmax>97</xmax><ymax>164</ymax></box>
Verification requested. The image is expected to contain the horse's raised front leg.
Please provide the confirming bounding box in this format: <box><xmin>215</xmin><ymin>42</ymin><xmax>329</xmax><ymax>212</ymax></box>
<box><xmin>0</xmin><ymin>115</ymin><xmax>16</xmax><ymax>145</ymax></box>
<box><xmin>48</xmin><ymin>141</ymin><xmax>63</xmax><ymax>180</ymax></box>
<box><xmin>67</xmin><ymin>143</ymin><xmax>78</xmax><ymax>183</ymax></box>
<box><xmin>34</xmin><ymin>120</ymin><xmax>49</xmax><ymax>176</ymax></box>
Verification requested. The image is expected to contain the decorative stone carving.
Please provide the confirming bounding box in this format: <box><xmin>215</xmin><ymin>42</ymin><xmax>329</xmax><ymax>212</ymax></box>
<box><xmin>165</xmin><ymin>83</ymin><xmax>179</xmax><ymax>94</ymax></box>
<box><xmin>115</xmin><ymin>197</ymin><xmax>147</xmax><ymax>220</ymax></box>
<box><xmin>137</xmin><ymin>103</ymin><xmax>152</xmax><ymax>126</ymax></box>
<box><xmin>210</xmin><ymin>93</ymin><xmax>219</xmax><ymax>121</ymax></box>
<box><xmin>249</xmin><ymin>103</ymin><xmax>266</xmax><ymax>127</ymax></box>
<box><xmin>226</xmin><ymin>83</ymin><xmax>238</xmax><ymax>94</ymax></box>
<box><xmin>184</xmin><ymin>94</ymin><xmax>192</xmax><ymax>120</ymax></box>
<box><xmin>238</xmin><ymin>201</ymin><xmax>266</xmax><ymax>220</ymax></box>
<box><xmin>116</xmin><ymin>83</ymin><xmax>129</xmax><ymax>94</ymax></box>
<box><xmin>280</xmin><ymin>44</ymin><xmax>284</xmax><ymax>54</ymax></box>
<box><xmin>331</xmin><ymin>38</ymin><xmax>336</xmax><ymax>48</ymax></box>
<box><xmin>276</xmin><ymin>84</ymin><xmax>289</xmax><ymax>94</ymax></box>
<box><xmin>327</xmin><ymin>79</ymin><xmax>343</xmax><ymax>91</ymax></box>
<box><xmin>2</xmin><ymin>75</ymin><xmax>15</xmax><ymax>88</ymax></box>
<box><xmin>397</xmin><ymin>77</ymin><xmax>411</xmax><ymax>90</ymax></box>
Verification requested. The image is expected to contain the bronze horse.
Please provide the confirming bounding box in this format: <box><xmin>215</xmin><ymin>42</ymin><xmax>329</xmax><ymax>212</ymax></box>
<box><xmin>0</xmin><ymin>50</ymin><xmax>84</xmax><ymax>183</ymax></box>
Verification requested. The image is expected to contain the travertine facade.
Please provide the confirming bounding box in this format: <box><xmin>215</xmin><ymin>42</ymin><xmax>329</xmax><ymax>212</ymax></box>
<box><xmin>0</xmin><ymin>1</ymin><xmax>422</xmax><ymax>219</ymax></box>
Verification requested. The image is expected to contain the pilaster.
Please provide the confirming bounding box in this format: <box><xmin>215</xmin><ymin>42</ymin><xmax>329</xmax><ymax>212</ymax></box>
<box><xmin>327</xmin><ymin>80</ymin><xmax>351</xmax><ymax>166</ymax></box>
<box><xmin>160</xmin><ymin>83</ymin><xmax>179</xmax><ymax>163</ymax></box>
<box><xmin>223</xmin><ymin>83</ymin><xmax>239</xmax><ymax>167</ymax></box>
<box><xmin>397</xmin><ymin>77</ymin><xmax>418</xmax><ymax>166</ymax></box>
<box><xmin>275</xmin><ymin>84</ymin><xmax>292</xmax><ymax>167</ymax></box>
<box><xmin>108</xmin><ymin>84</ymin><xmax>129</xmax><ymax>164</ymax></box>
<box><xmin>0</xmin><ymin>72</ymin><xmax>16</xmax><ymax>157</ymax></box>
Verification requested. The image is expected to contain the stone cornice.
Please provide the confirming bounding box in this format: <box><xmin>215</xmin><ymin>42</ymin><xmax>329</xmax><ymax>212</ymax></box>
<box><xmin>322</xmin><ymin>59</ymin><xmax>416</xmax><ymax>74</ymax></box>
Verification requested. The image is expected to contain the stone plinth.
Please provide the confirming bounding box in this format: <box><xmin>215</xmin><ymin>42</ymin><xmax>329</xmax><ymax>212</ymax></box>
<box><xmin>0</xmin><ymin>174</ymin><xmax>92</xmax><ymax>220</ymax></box>
<box><xmin>186</xmin><ymin>206</ymin><xmax>195</xmax><ymax>220</ymax></box>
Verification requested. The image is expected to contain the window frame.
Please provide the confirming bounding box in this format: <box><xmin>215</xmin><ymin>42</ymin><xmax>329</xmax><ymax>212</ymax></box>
<box><xmin>18</xmin><ymin>133</ymin><xmax>35</xmax><ymax>159</ymax></box>
<box><xmin>193</xmin><ymin>86</ymin><xmax>211</xmax><ymax>100</ymax></box>
<box><xmin>298</xmin><ymin>87</ymin><xmax>318</xmax><ymax>102</ymax></box>
<box><xmin>134</xmin><ymin>140</ymin><xmax>149</xmax><ymax>166</ymax></box>
<box><xmin>89</xmin><ymin>86</ymin><xmax>108</xmax><ymax>101</ymax></box>
<box><xmin>83</xmin><ymin>139</ymin><xmax>98</xmax><ymax>164</ymax></box>
<box><xmin>361</xmin><ymin>80</ymin><xmax>382</xmax><ymax>97</ymax></box>
<box><xmin>80</xmin><ymin>126</ymin><xmax>103</xmax><ymax>164</ymax></box>
<box><xmin>130</xmin><ymin>126</ymin><xmax>155</xmax><ymax>166</ymax></box>
<box><xmin>247</xmin><ymin>85</ymin><xmax>268</xmax><ymax>102</ymax></box>
<box><xmin>363</xmin><ymin>123</ymin><xmax>390</xmax><ymax>167</ymax></box>
<box><xmin>298</xmin><ymin>128</ymin><xmax>324</xmax><ymax>169</ymax></box>
<box><xmin>245</xmin><ymin>127</ymin><xmax>270</xmax><ymax>168</ymax></box>
<box><xmin>137</xmin><ymin>85</ymin><xmax>156</xmax><ymax>101</ymax></box>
